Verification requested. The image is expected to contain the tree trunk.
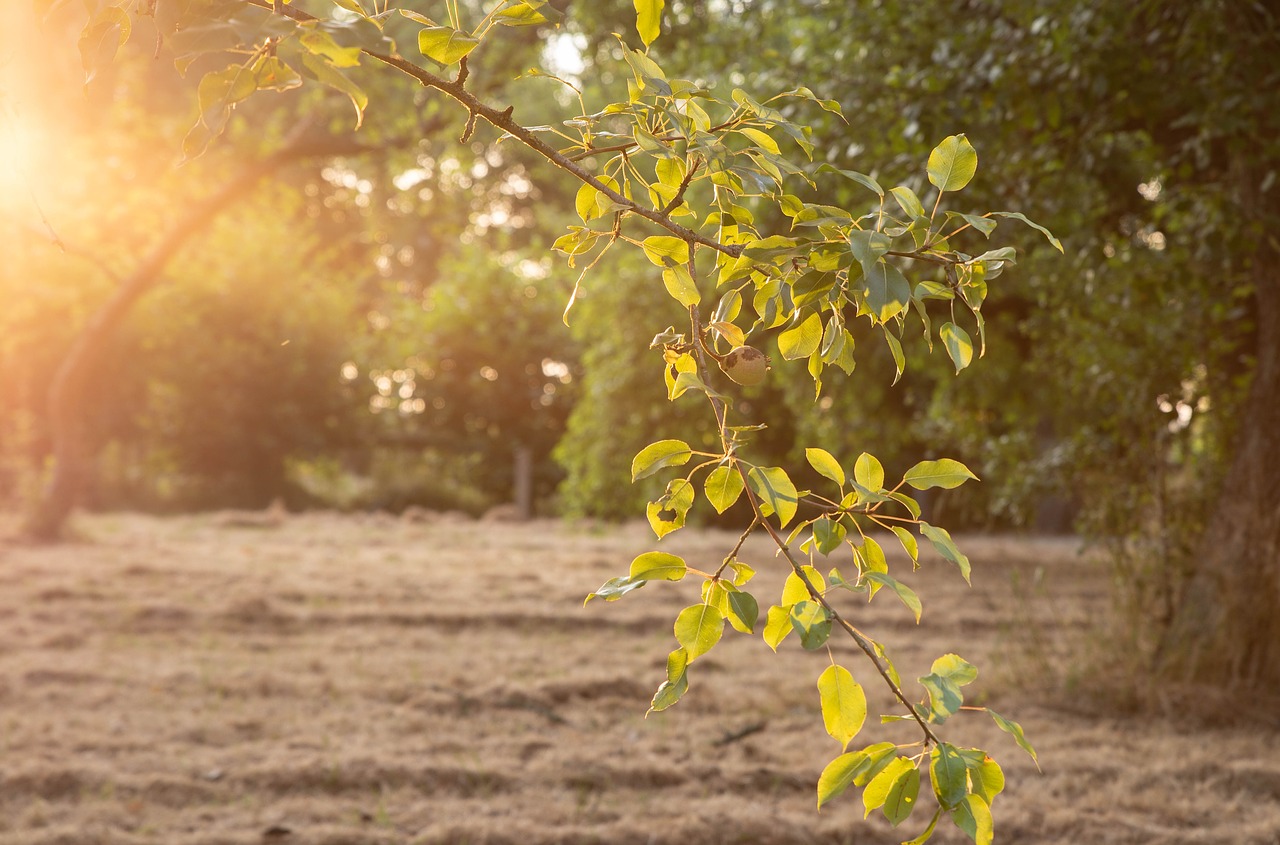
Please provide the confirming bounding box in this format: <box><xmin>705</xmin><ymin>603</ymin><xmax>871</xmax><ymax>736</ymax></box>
<box><xmin>1159</xmin><ymin>250</ymin><xmax>1280</xmax><ymax>690</ymax></box>
<box><xmin>23</xmin><ymin>137</ymin><xmax>365</xmax><ymax>540</ymax></box>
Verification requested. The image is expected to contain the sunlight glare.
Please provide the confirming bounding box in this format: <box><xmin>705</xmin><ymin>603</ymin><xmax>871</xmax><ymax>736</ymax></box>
<box><xmin>0</xmin><ymin>108</ymin><xmax>42</xmax><ymax>208</ymax></box>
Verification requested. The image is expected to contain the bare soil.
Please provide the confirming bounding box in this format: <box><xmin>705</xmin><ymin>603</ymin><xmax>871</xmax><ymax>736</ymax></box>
<box><xmin>0</xmin><ymin>512</ymin><xmax>1277</xmax><ymax>844</ymax></box>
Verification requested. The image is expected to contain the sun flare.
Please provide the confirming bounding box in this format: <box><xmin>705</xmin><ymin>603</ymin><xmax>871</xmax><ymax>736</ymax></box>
<box><xmin>0</xmin><ymin>109</ymin><xmax>40</xmax><ymax>201</ymax></box>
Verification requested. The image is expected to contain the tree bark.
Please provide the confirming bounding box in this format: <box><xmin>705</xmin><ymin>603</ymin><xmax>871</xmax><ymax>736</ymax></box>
<box><xmin>23</xmin><ymin>138</ymin><xmax>366</xmax><ymax>540</ymax></box>
<box><xmin>1159</xmin><ymin>244</ymin><xmax>1280</xmax><ymax>690</ymax></box>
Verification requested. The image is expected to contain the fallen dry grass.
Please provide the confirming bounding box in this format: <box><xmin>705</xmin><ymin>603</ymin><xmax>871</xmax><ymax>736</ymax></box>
<box><xmin>0</xmin><ymin>512</ymin><xmax>1277</xmax><ymax>844</ymax></box>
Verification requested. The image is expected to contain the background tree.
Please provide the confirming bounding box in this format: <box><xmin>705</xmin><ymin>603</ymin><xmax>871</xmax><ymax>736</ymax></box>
<box><xmin>3</xmin><ymin>0</ymin><xmax>580</xmax><ymax>527</ymax></box>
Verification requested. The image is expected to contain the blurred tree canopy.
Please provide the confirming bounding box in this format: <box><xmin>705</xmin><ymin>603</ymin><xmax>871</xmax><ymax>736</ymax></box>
<box><xmin>2</xmin><ymin>0</ymin><xmax>579</xmax><ymax>518</ymax></box>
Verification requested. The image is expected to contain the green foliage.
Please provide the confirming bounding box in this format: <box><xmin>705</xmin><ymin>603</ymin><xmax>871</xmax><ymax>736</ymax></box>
<box><xmin>115</xmin><ymin>205</ymin><xmax>365</xmax><ymax>508</ymax></box>
<box><xmin>817</xmin><ymin>664</ymin><xmax>867</xmax><ymax>751</ymax></box>
<box><xmin>48</xmin><ymin>0</ymin><xmax>1062</xmax><ymax>838</ymax></box>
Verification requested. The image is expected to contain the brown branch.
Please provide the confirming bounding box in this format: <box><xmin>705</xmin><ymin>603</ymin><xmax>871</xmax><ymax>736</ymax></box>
<box><xmin>886</xmin><ymin>250</ymin><xmax>951</xmax><ymax>266</ymax></box>
<box><xmin>243</xmin><ymin>0</ymin><xmax>743</xmax><ymax>260</ymax></box>
<box><xmin>568</xmin><ymin>134</ymin><xmax>683</xmax><ymax>162</ymax></box>
<box><xmin>661</xmin><ymin>156</ymin><xmax>702</xmax><ymax>216</ymax></box>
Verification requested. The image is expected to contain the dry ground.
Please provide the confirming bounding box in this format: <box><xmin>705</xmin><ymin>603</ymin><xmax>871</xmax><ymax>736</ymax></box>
<box><xmin>0</xmin><ymin>512</ymin><xmax>1277</xmax><ymax>845</ymax></box>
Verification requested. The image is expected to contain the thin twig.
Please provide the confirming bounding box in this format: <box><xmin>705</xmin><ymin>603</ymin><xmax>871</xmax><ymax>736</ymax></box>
<box><xmin>661</xmin><ymin>156</ymin><xmax>702</xmax><ymax>216</ymax></box>
<box><xmin>712</xmin><ymin>721</ymin><xmax>766</xmax><ymax>746</ymax></box>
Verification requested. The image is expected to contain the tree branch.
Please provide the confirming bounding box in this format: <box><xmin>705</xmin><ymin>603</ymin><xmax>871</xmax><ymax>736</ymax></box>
<box><xmin>244</xmin><ymin>0</ymin><xmax>743</xmax><ymax>260</ymax></box>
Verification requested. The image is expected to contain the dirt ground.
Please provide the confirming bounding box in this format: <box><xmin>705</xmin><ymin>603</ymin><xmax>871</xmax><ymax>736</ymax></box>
<box><xmin>0</xmin><ymin>511</ymin><xmax>1278</xmax><ymax>845</ymax></box>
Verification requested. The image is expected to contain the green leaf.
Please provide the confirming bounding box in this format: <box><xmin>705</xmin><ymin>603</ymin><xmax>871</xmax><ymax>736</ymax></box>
<box><xmin>883</xmin><ymin>329</ymin><xmax>906</xmax><ymax>384</ymax></box>
<box><xmin>919</xmin><ymin>523</ymin><xmax>972</xmax><ymax>583</ymax></box>
<box><xmin>584</xmin><ymin>575</ymin><xmax>645</xmax><ymax>604</ymax></box>
<box><xmin>891</xmin><ymin>525</ymin><xmax>919</xmax><ymax>563</ymax></box>
<box><xmin>661</xmin><ymin>266</ymin><xmax>701</xmax><ymax>307</ymax></box>
<box><xmin>889</xmin><ymin>490</ymin><xmax>922</xmax><ymax>519</ymax></box>
<box><xmin>883</xmin><ymin>765</ymin><xmax>920</xmax><ymax>826</ymax></box>
<box><xmin>739</xmin><ymin>126</ymin><xmax>780</xmax><ymax>154</ymax></box>
<box><xmin>631</xmin><ymin>439</ymin><xmax>693</xmax><ymax>481</ymax></box>
<box><xmin>634</xmin><ymin>0</ymin><xmax>664</xmax><ymax>47</ymax></box>
<box><xmin>299</xmin><ymin>28</ymin><xmax>362</xmax><ymax>67</ymax></box>
<box><xmin>944</xmin><ymin>211</ymin><xmax>997</xmax><ymax>238</ymax></box>
<box><xmin>931</xmin><ymin>653</ymin><xmax>978</xmax><ymax>686</ymax></box>
<box><xmin>575</xmin><ymin>175</ymin><xmax>620</xmax><ymax>222</ymax></box>
<box><xmin>890</xmin><ymin>186</ymin><xmax>925</xmax><ymax>219</ymax></box>
<box><xmin>552</xmin><ymin>227</ymin><xmax>599</xmax><ymax>258</ymax></box>
<box><xmin>762</xmin><ymin>604</ymin><xmax>793</xmax><ymax>651</ymax></box>
<box><xmin>950</xmin><ymin>794</ymin><xmax>994</xmax><ymax>845</ymax></box>
<box><xmin>991</xmin><ymin>211</ymin><xmax>1064</xmax><ymax>253</ymax></box>
<box><xmin>818</xmin><ymin>164</ymin><xmax>884</xmax><ymax>197</ymax></box>
<box><xmin>418</xmin><ymin>25</ymin><xmax>480</xmax><ymax>66</ymax></box>
<box><xmin>862</xmin><ymin>572</ymin><xmax>922</xmax><ymax>623</ymax></box>
<box><xmin>817</xmin><ymin>750</ymin><xmax>871</xmax><ymax>809</ymax></box>
<box><xmin>78</xmin><ymin>5</ymin><xmax>131</xmax><ymax>84</ymax></box>
<box><xmin>817</xmin><ymin>665</ymin><xmax>867</xmax><ymax>751</ymax></box>
<box><xmin>778</xmin><ymin>311</ymin><xmax>823</xmax><ymax>360</ymax></box>
<box><xmin>747</xmin><ymin>466</ymin><xmax>799</xmax><ymax>527</ymax></box>
<box><xmin>904</xmin><ymin>459</ymin><xmax>979</xmax><ymax>491</ymax></box>
<box><xmin>704</xmin><ymin>465</ymin><xmax>744</xmax><ymax>513</ymax></box>
<box><xmin>646</xmin><ymin>477</ymin><xmax>694</xmax><ymax>538</ymax></box>
<box><xmin>930</xmin><ymin>743</ymin><xmax>969</xmax><ymax>809</ymax></box>
<box><xmin>642</xmin><ymin>235</ymin><xmax>691</xmax><ymax>267</ymax></box>
<box><xmin>939</xmin><ymin>322</ymin><xmax>974</xmax><ymax>373</ymax></box>
<box><xmin>727</xmin><ymin>560</ymin><xmax>755</xmax><ymax>586</ymax></box>
<box><xmin>968</xmin><ymin>754</ymin><xmax>1006</xmax><ymax>805</ymax></box>
<box><xmin>789</xmin><ymin>600</ymin><xmax>832</xmax><ymax>650</ymax></box>
<box><xmin>251</xmin><ymin>56</ymin><xmax>303</xmax><ymax>92</ymax></box>
<box><xmin>664</xmin><ymin>351</ymin><xmax>698</xmax><ymax>401</ymax></box>
<box><xmin>902</xmin><ymin>808</ymin><xmax>943</xmax><ymax>845</ymax></box>
<box><xmin>496</xmin><ymin>0</ymin><xmax>559</xmax><ymax>25</ymax></box>
<box><xmin>848</xmin><ymin>229</ymin><xmax>892</xmax><ymax>268</ymax></box>
<box><xmin>629</xmin><ymin>551</ymin><xmax>686</xmax><ymax>582</ymax></box>
<box><xmin>812</xmin><ymin>516</ymin><xmax>847</xmax><ymax>556</ymax></box>
<box><xmin>656</xmin><ymin>156</ymin><xmax>687</xmax><ymax>189</ymax></box>
<box><xmin>927</xmin><ymin>134</ymin><xmax>978</xmax><ymax>192</ymax></box>
<box><xmin>972</xmin><ymin>246</ymin><xmax>1018</xmax><ymax>266</ymax></box>
<box><xmin>859</xmin><ymin>743</ymin><xmax>900</xmax><ymax>788</ymax></box>
<box><xmin>674</xmin><ymin>603</ymin><xmax>725</xmax><ymax>661</ymax></box>
<box><xmin>988</xmin><ymin>709</ymin><xmax>1040</xmax><ymax>769</ymax></box>
<box><xmin>864</xmin><ymin>260</ymin><xmax>911</xmax><ymax>323</ymax></box>
<box><xmin>300</xmin><ymin>52</ymin><xmax>368</xmax><ymax>128</ymax></box>
<box><xmin>853</xmin><ymin>452</ymin><xmax>884</xmax><ymax>492</ymax></box>
<box><xmin>725</xmin><ymin>587</ymin><xmax>759</xmax><ymax>634</ymax></box>
<box><xmin>197</xmin><ymin>63</ymin><xmax>258</xmax><ymax>125</ymax></box>
<box><xmin>671</xmin><ymin>370</ymin><xmax>729</xmax><ymax>403</ymax></box>
<box><xmin>918</xmin><ymin>672</ymin><xmax>964</xmax><ymax>724</ymax></box>
<box><xmin>781</xmin><ymin>565</ymin><xmax>825</xmax><ymax>605</ymax></box>
<box><xmin>806</xmin><ymin>447</ymin><xmax>846</xmax><ymax>486</ymax></box>
<box><xmin>648</xmin><ymin>647</ymin><xmax>689</xmax><ymax>712</ymax></box>
<box><xmin>855</xmin><ymin>536</ymin><xmax>888</xmax><ymax>579</ymax></box>
<box><xmin>862</xmin><ymin>757</ymin><xmax>915</xmax><ymax>818</ymax></box>
<box><xmin>710</xmin><ymin>321</ymin><xmax>745</xmax><ymax>348</ymax></box>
